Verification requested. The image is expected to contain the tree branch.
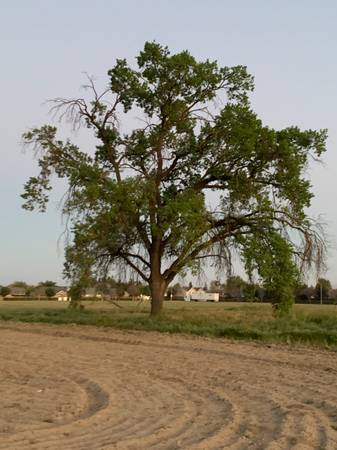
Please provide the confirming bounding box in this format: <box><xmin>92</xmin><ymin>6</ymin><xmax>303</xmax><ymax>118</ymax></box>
<box><xmin>123</xmin><ymin>252</ymin><xmax>150</xmax><ymax>268</ymax></box>
<box><xmin>120</xmin><ymin>255</ymin><xmax>149</xmax><ymax>282</ymax></box>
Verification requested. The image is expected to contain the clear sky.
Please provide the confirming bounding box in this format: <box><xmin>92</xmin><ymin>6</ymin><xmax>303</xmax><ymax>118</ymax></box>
<box><xmin>1</xmin><ymin>0</ymin><xmax>336</xmax><ymax>286</ymax></box>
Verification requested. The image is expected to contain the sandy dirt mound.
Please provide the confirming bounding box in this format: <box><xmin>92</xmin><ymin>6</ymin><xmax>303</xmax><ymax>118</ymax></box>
<box><xmin>0</xmin><ymin>322</ymin><xmax>336</xmax><ymax>449</ymax></box>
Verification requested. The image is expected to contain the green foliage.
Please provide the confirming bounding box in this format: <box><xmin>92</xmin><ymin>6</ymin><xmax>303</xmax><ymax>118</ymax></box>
<box><xmin>1</xmin><ymin>301</ymin><xmax>337</xmax><ymax>347</ymax></box>
<box><xmin>315</xmin><ymin>278</ymin><xmax>332</xmax><ymax>301</ymax></box>
<box><xmin>22</xmin><ymin>42</ymin><xmax>326</xmax><ymax>316</ymax></box>
<box><xmin>45</xmin><ymin>287</ymin><xmax>56</xmax><ymax>298</ymax></box>
<box><xmin>39</xmin><ymin>280</ymin><xmax>57</xmax><ymax>287</ymax></box>
<box><xmin>0</xmin><ymin>287</ymin><xmax>10</xmax><ymax>297</ymax></box>
<box><xmin>68</xmin><ymin>284</ymin><xmax>84</xmax><ymax>309</ymax></box>
<box><xmin>241</xmin><ymin>231</ymin><xmax>299</xmax><ymax>315</ymax></box>
<box><xmin>141</xmin><ymin>285</ymin><xmax>151</xmax><ymax>296</ymax></box>
<box><xmin>226</xmin><ymin>276</ymin><xmax>246</xmax><ymax>289</ymax></box>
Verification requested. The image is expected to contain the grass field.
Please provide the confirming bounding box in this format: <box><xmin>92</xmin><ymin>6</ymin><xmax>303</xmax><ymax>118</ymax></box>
<box><xmin>1</xmin><ymin>299</ymin><xmax>337</xmax><ymax>347</ymax></box>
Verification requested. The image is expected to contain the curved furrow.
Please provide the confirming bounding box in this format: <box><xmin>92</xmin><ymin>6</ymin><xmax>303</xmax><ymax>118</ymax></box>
<box><xmin>51</xmin><ymin>377</ymin><xmax>220</xmax><ymax>449</ymax></box>
<box><xmin>1</xmin><ymin>324</ymin><xmax>337</xmax><ymax>450</ymax></box>
<box><xmin>260</xmin><ymin>391</ymin><xmax>333</xmax><ymax>450</ymax></box>
<box><xmin>115</xmin><ymin>387</ymin><xmax>229</xmax><ymax>448</ymax></box>
<box><xmin>0</xmin><ymin>375</ymin><xmax>109</xmax><ymax>449</ymax></box>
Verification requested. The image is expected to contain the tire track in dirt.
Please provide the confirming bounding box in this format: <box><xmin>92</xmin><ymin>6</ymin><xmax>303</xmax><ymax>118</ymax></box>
<box><xmin>0</xmin><ymin>322</ymin><xmax>337</xmax><ymax>449</ymax></box>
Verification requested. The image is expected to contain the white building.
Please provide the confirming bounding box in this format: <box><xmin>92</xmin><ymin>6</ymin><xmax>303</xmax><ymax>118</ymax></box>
<box><xmin>185</xmin><ymin>287</ymin><xmax>219</xmax><ymax>302</ymax></box>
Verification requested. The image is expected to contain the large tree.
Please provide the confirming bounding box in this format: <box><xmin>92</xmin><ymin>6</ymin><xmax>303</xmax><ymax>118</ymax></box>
<box><xmin>22</xmin><ymin>42</ymin><xmax>326</xmax><ymax>316</ymax></box>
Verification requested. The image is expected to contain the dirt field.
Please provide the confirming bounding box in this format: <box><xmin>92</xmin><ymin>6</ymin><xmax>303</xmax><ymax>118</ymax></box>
<box><xmin>0</xmin><ymin>322</ymin><xmax>336</xmax><ymax>450</ymax></box>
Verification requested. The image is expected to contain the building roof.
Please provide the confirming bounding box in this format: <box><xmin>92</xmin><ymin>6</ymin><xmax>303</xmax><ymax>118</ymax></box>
<box><xmin>9</xmin><ymin>287</ymin><xmax>26</xmax><ymax>296</ymax></box>
<box><xmin>54</xmin><ymin>290</ymin><xmax>68</xmax><ymax>297</ymax></box>
<box><xmin>186</xmin><ymin>287</ymin><xmax>206</xmax><ymax>295</ymax></box>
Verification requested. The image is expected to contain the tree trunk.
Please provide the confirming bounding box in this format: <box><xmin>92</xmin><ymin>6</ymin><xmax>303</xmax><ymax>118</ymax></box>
<box><xmin>150</xmin><ymin>276</ymin><xmax>166</xmax><ymax>316</ymax></box>
<box><xmin>149</xmin><ymin>239</ymin><xmax>166</xmax><ymax>316</ymax></box>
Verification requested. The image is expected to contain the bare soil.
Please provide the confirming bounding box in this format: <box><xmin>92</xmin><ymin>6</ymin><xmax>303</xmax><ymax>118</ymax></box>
<box><xmin>0</xmin><ymin>322</ymin><xmax>337</xmax><ymax>449</ymax></box>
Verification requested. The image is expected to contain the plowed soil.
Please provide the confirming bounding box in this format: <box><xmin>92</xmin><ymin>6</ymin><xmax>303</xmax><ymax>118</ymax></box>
<box><xmin>0</xmin><ymin>322</ymin><xmax>337</xmax><ymax>449</ymax></box>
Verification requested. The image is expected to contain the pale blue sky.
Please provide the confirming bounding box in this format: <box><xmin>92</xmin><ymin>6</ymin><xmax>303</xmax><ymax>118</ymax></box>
<box><xmin>1</xmin><ymin>0</ymin><xmax>336</xmax><ymax>286</ymax></box>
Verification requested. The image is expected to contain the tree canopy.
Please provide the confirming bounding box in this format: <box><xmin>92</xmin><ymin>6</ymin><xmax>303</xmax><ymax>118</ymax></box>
<box><xmin>45</xmin><ymin>287</ymin><xmax>56</xmax><ymax>298</ymax></box>
<box><xmin>38</xmin><ymin>280</ymin><xmax>57</xmax><ymax>287</ymax></box>
<box><xmin>22</xmin><ymin>42</ymin><xmax>326</xmax><ymax>316</ymax></box>
<box><xmin>315</xmin><ymin>277</ymin><xmax>332</xmax><ymax>301</ymax></box>
<box><xmin>0</xmin><ymin>287</ymin><xmax>10</xmax><ymax>297</ymax></box>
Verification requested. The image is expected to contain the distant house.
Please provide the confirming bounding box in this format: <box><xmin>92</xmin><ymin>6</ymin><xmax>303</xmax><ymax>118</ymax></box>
<box><xmin>186</xmin><ymin>287</ymin><xmax>204</xmax><ymax>296</ymax></box>
<box><xmin>185</xmin><ymin>287</ymin><xmax>219</xmax><ymax>302</ymax></box>
<box><xmin>53</xmin><ymin>290</ymin><xmax>68</xmax><ymax>302</ymax></box>
<box><xmin>55</xmin><ymin>286</ymin><xmax>68</xmax><ymax>292</ymax></box>
<box><xmin>83</xmin><ymin>288</ymin><xmax>103</xmax><ymax>299</ymax></box>
<box><xmin>5</xmin><ymin>287</ymin><xmax>27</xmax><ymax>298</ymax></box>
<box><xmin>295</xmin><ymin>286</ymin><xmax>315</xmax><ymax>303</ymax></box>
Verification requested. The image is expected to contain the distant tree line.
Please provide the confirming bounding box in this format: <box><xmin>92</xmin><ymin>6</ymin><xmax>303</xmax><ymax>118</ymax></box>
<box><xmin>0</xmin><ymin>277</ymin><xmax>336</xmax><ymax>304</ymax></box>
<box><xmin>167</xmin><ymin>276</ymin><xmax>337</xmax><ymax>304</ymax></box>
<box><xmin>0</xmin><ymin>280</ymin><xmax>59</xmax><ymax>298</ymax></box>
